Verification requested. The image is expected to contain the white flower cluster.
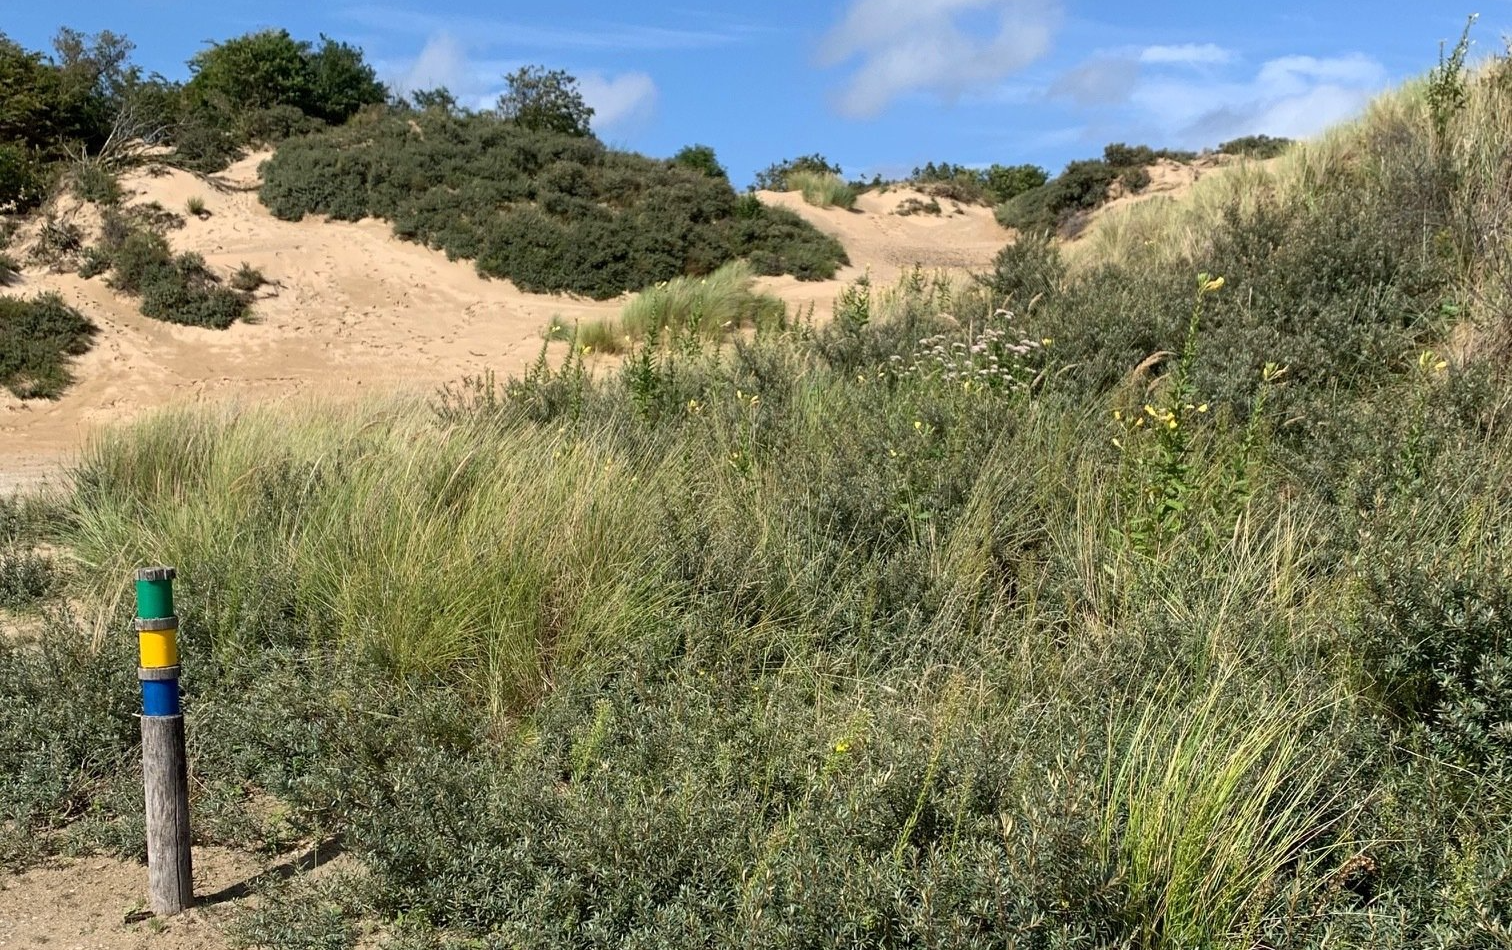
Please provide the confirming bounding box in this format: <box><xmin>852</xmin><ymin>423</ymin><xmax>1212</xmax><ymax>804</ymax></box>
<box><xmin>890</xmin><ymin>310</ymin><xmax>1046</xmax><ymax>391</ymax></box>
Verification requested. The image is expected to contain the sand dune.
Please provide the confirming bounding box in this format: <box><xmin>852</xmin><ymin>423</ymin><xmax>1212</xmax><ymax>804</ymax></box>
<box><xmin>1</xmin><ymin>160</ymin><xmax>1017</xmax><ymax>481</ymax></box>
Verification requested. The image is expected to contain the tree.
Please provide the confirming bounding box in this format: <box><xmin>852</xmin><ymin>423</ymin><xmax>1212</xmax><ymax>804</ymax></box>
<box><xmin>984</xmin><ymin>163</ymin><xmax>1048</xmax><ymax>204</ymax></box>
<box><xmin>184</xmin><ymin>30</ymin><xmax>384</xmax><ymax>126</ymax></box>
<box><xmin>496</xmin><ymin>66</ymin><xmax>594</xmax><ymax>136</ymax></box>
<box><xmin>671</xmin><ymin>144</ymin><xmax>726</xmax><ymax>179</ymax></box>
<box><xmin>410</xmin><ymin>87</ymin><xmax>463</xmax><ymax>115</ymax></box>
<box><xmin>185</xmin><ymin>30</ymin><xmax>313</xmax><ymax>114</ymax></box>
<box><xmin>305</xmin><ymin>35</ymin><xmax>385</xmax><ymax>124</ymax></box>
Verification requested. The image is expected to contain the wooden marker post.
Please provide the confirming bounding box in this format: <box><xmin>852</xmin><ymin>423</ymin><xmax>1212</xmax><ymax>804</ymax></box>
<box><xmin>135</xmin><ymin>566</ymin><xmax>194</xmax><ymax>915</ymax></box>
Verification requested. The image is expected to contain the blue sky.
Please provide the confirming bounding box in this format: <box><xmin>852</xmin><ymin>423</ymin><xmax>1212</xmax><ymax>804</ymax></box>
<box><xmin>2</xmin><ymin>2</ymin><xmax>1500</xmax><ymax>185</ymax></box>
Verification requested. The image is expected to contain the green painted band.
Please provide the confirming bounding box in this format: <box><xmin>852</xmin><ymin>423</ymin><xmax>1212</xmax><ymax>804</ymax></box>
<box><xmin>135</xmin><ymin>579</ymin><xmax>174</xmax><ymax>620</ymax></box>
<box><xmin>138</xmin><ymin>665</ymin><xmax>181</xmax><ymax>682</ymax></box>
<box><xmin>134</xmin><ymin>615</ymin><xmax>178</xmax><ymax>632</ymax></box>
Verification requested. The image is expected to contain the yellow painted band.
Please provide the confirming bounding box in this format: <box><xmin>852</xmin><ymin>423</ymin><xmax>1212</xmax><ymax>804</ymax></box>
<box><xmin>138</xmin><ymin>629</ymin><xmax>179</xmax><ymax>668</ymax></box>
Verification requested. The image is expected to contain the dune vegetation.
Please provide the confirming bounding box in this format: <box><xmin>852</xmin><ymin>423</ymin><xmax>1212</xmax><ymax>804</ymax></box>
<box><xmin>3</xmin><ymin>22</ymin><xmax>1512</xmax><ymax>950</ymax></box>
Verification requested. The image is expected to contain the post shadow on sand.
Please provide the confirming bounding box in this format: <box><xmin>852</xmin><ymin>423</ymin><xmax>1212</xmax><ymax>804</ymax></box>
<box><xmin>198</xmin><ymin>835</ymin><xmax>348</xmax><ymax>907</ymax></box>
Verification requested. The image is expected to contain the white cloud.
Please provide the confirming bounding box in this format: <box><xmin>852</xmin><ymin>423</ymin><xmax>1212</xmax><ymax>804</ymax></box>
<box><xmin>1132</xmin><ymin>52</ymin><xmax>1387</xmax><ymax>141</ymax></box>
<box><xmin>399</xmin><ymin>33</ymin><xmax>470</xmax><ymax>94</ymax></box>
<box><xmin>1048</xmin><ymin>56</ymin><xmax>1139</xmax><ymax>105</ymax></box>
<box><xmin>343</xmin><ymin>4</ymin><xmax>747</xmax><ymax>51</ymax></box>
<box><xmin>578</xmin><ymin>72</ymin><xmax>659</xmax><ymax>132</ymax></box>
<box><xmin>1047</xmin><ymin>46</ymin><xmax>1387</xmax><ymax>147</ymax></box>
<box><xmin>1139</xmin><ymin>43</ymin><xmax>1233</xmax><ymax>66</ymax></box>
<box><xmin>820</xmin><ymin>0</ymin><xmax>1060</xmax><ymax>118</ymax></box>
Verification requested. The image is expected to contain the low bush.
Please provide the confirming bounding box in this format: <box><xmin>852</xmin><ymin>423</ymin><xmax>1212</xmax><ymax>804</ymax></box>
<box><xmin>92</xmin><ymin>225</ymin><xmax>249</xmax><ymax>329</ymax></box>
<box><xmin>0</xmin><ymin>251</ymin><xmax>18</xmax><ymax>285</ymax></box>
<box><xmin>0</xmin><ymin>292</ymin><xmax>97</xmax><ymax>398</ymax></box>
<box><xmin>69</xmin><ymin>162</ymin><xmax>121</xmax><ymax>205</ymax></box>
<box><xmin>231</xmin><ymin>262</ymin><xmax>266</xmax><ymax>292</ymax></box>
<box><xmin>895</xmin><ymin>197</ymin><xmax>942</xmax><ymax>216</ymax></box>
<box><xmin>259</xmin><ymin>114</ymin><xmax>847</xmax><ymax>298</ymax></box>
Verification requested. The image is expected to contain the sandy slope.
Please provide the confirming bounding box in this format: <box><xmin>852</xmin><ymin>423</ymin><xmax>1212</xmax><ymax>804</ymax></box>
<box><xmin>0</xmin><ymin>163</ymin><xmax>1012</xmax><ymax>485</ymax></box>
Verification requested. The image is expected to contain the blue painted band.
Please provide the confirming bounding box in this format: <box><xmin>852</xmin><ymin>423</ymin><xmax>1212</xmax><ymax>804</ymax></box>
<box><xmin>141</xmin><ymin>678</ymin><xmax>181</xmax><ymax>717</ymax></box>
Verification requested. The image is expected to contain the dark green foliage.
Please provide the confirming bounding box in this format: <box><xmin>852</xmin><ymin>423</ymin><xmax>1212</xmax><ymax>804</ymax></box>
<box><xmin>259</xmin><ymin>113</ymin><xmax>847</xmax><ymax>297</ymax></box>
<box><xmin>0</xmin><ymin>252</ymin><xmax>18</xmax><ymax>284</ymax></box>
<box><xmin>0</xmin><ymin>142</ymin><xmax>50</xmax><ymax>213</ymax></box>
<box><xmin>304</xmin><ymin>36</ymin><xmax>386</xmax><ymax>125</ymax></box>
<box><xmin>752</xmin><ymin>153</ymin><xmax>842</xmax><ymax>191</ymax></box>
<box><xmin>671</xmin><ymin>143</ymin><xmax>727</xmax><ymax>179</ymax></box>
<box><xmin>0</xmin><ymin>292</ymin><xmax>97</xmax><ymax>398</ymax></box>
<box><xmin>984</xmin><ymin>163</ymin><xmax>1049</xmax><ymax>204</ymax></box>
<box><xmin>996</xmin><ymin>146</ymin><xmax>1185</xmax><ymax>234</ymax></box>
<box><xmin>495</xmin><ymin>65</ymin><xmax>594</xmax><ymax>136</ymax></box>
<box><xmin>1218</xmin><ymin>134</ymin><xmax>1293</xmax><ymax>159</ymax></box>
<box><xmin>0</xmin><ymin>33</ymin><xmax>110</xmax><ymax>159</ymax></box>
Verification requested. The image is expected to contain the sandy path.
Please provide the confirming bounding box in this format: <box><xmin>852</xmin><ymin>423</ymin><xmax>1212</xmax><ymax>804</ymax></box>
<box><xmin>0</xmin><ymin>845</ymin><xmax>360</xmax><ymax>950</ymax></box>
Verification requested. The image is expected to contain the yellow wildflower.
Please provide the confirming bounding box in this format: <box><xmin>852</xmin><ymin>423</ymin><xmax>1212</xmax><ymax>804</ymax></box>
<box><xmin>834</xmin><ymin>740</ymin><xmax>851</xmax><ymax>754</ymax></box>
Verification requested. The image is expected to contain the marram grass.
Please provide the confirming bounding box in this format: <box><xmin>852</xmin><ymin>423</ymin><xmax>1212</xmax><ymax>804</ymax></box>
<box><xmin>67</xmin><ymin>397</ymin><xmax>679</xmax><ymax>715</ymax></box>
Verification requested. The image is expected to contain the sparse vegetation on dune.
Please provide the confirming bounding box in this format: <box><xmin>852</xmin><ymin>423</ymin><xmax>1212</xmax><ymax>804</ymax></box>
<box><xmin>259</xmin><ymin>113</ymin><xmax>848</xmax><ymax>298</ymax></box>
<box><xmin>7</xmin><ymin>22</ymin><xmax>1512</xmax><ymax>950</ymax></box>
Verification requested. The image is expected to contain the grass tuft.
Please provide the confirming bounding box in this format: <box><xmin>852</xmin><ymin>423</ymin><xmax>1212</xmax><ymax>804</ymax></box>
<box><xmin>788</xmin><ymin>169</ymin><xmax>858</xmax><ymax>210</ymax></box>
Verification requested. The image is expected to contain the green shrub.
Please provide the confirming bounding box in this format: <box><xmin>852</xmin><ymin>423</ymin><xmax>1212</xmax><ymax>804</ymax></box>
<box><xmin>788</xmin><ymin>169</ymin><xmax>857</xmax><ymax>209</ymax></box>
<box><xmin>672</xmin><ymin>143</ymin><xmax>727</xmax><ymax>179</ymax></box>
<box><xmin>0</xmin><ymin>292</ymin><xmax>97</xmax><ymax>398</ymax></box>
<box><xmin>186</xmin><ymin>195</ymin><xmax>208</xmax><ymax>218</ymax></box>
<box><xmin>70</xmin><ymin>162</ymin><xmax>121</xmax><ymax>204</ymax></box>
<box><xmin>981</xmin><ymin>231</ymin><xmax>1065</xmax><ymax>304</ymax></box>
<box><xmin>0</xmin><ymin>251</ymin><xmax>18</xmax><ymax>285</ymax></box>
<box><xmin>895</xmin><ymin>197</ymin><xmax>942</xmax><ymax>216</ymax></box>
<box><xmin>996</xmin><ymin>159</ymin><xmax>1118</xmax><ymax>234</ymax></box>
<box><xmin>96</xmin><ymin>225</ymin><xmax>248</xmax><ymax>329</ymax></box>
<box><xmin>231</xmin><ymin>262</ymin><xmax>266</xmax><ymax>292</ymax></box>
<box><xmin>259</xmin><ymin>113</ymin><xmax>847</xmax><ymax>297</ymax></box>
